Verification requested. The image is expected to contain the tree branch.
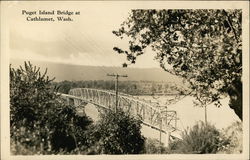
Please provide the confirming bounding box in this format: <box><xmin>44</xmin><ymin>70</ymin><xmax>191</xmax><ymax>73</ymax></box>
<box><xmin>223</xmin><ymin>10</ymin><xmax>239</xmax><ymax>43</ymax></box>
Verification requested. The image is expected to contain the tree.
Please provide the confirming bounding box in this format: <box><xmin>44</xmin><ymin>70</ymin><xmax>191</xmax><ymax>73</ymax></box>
<box><xmin>85</xmin><ymin>109</ymin><xmax>145</xmax><ymax>154</ymax></box>
<box><xmin>10</xmin><ymin>62</ymin><xmax>92</xmax><ymax>154</ymax></box>
<box><xmin>113</xmin><ymin>9</ymin><xmax>242</xmax><ymax>120</ymax></box>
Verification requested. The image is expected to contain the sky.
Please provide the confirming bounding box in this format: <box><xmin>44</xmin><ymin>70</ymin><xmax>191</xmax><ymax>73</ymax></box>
<box><xmin>6</xmin><ymin>1</ymin><xmax>160</xmax><ymax>68</ymax></box>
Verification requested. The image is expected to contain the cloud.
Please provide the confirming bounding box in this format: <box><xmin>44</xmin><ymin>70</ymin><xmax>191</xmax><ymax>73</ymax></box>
<box><xmin>10</xmin><ymin>29</ymin><xmax>159</xmax><ymax>68</ymax></box>
<box><xmin>8</xmin><ymin>2</ymin><xmax>160</xmax><ymax>68</ymax></box>
<box><xmin>10</xmin><ymin>30</ymin><xmax>96</xmax><ymax>59</ymax></box>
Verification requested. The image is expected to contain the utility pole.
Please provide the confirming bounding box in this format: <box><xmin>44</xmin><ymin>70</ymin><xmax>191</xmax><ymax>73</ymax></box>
<box><xmin>159</xmin><ymin>115</ymin><xmax>163</xmax><ymax>152</ymax></box>
<box><xmin>107</xmin><ymin>73</ymin><xmax>128</xmax><ymax>113</ymax></box>
<box><xmin>158</xmin><ymin>105</ymin><xmax>167</xmax><ymax>151</ymax></box>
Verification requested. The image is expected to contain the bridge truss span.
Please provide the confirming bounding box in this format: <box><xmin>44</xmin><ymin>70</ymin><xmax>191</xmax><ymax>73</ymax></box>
<box><xmin>62</xmin><ymin>88</ymin><xmax>178</xmax><ymax>134</ymax></box>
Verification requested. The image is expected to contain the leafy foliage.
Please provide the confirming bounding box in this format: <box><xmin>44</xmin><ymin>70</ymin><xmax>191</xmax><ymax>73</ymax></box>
<box><xmin>143</xmin><ymin>138</ymin><xmax>167</xmax><ymax>154</ymax></box>
<box><xmin>85</xmin><ymin>109</ymin><xmax>145</xmax><ymax>154</ymax></box>
<box><xmin>168</xmin><ymin>121</ymin><xmax>223</xmax><ymax>154</ymax></box>
<box><xmin>113</xmin><ymin>9</ymin><xmax>242</xmax><ymax>120</ymax></box>
<box><xmin>217</xmin><ymin>121</ymin><xmax>242</xmax><ymax>153</ymax></box>
<box><xmin>10</xmin><ymin>62</ymin><xmax>241</xmax><ymax>155</ymax></box>
<box><xmin>10</xmin><ymin>62</ymin><xmax>92</xmax><ymax>154</ymax></box>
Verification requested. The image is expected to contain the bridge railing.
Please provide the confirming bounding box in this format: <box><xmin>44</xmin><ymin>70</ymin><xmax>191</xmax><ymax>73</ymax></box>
<box><xmin>63</xmin><ymin>88</ymin><xmax>178</xmax><ymax>133</ymax></box>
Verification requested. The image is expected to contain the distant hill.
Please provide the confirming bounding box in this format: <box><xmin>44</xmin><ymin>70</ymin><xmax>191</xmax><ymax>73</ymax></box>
<box><xmin>10</xmin><ymin>58</ymin><xmax>184</xmax><ymax>84</ymax></box>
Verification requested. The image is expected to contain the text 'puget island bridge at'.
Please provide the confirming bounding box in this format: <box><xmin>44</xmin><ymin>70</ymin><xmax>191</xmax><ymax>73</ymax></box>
<box><xmin>60</xmin><ymin>88</ymin><xmax>181</xmax><ymax>147</ymax></box>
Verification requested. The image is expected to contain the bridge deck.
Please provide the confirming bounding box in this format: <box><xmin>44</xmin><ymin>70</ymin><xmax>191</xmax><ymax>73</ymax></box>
<box><xmin>59</xmin><ymin>88</ymin><xmax>180</xmax><ymax>138</ymax></box>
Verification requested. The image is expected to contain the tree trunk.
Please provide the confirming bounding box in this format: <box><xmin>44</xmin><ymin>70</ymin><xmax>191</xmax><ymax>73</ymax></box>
<box><xmin>228</xmin><ymin>79</ymin><xmax>242</xmax><ymax>121</ymax></box>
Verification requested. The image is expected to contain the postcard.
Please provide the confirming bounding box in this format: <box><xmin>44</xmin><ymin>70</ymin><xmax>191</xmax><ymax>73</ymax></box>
<box><xmin>1</xmin><ymin>1</ymin><xmax>249</xmax><ymax>160</ymax></box>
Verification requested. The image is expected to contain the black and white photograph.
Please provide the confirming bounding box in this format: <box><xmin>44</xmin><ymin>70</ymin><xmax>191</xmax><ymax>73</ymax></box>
<box><xmin>0</xmin><ymin>1</ymin><xmax>249</xmax><ymax>160</ymax></box>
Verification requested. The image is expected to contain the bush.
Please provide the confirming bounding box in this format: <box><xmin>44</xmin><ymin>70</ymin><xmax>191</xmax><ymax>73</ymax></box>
<box><xmin>10</xmin><ymin>62</ymin><xmax>92</xmax><ymax>154</ymax></box>
<box><xmin>143</xmin><ymin>138</ymin><xmax>168</xmax><ymax>154</ymax></box>
<box><xmin>168</xmin><ymin>121</ymin><xmax>222</xmax><ymax>154</ymax></box>
<box><xmin>85</xmin><ymin>109</ymin><xmax>145</xmax><ymax>154</ymax></box>
<box><xmin>217</xmin><ymin>121</ymin><xmax>243</xmax><ymax>153</ymax></box>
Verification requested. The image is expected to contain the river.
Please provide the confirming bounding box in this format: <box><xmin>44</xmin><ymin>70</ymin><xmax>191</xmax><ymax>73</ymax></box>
<box><xmin>81</xmin><ymin>95</ymin><xmax>240</xmax><ymax>146</ymax></box>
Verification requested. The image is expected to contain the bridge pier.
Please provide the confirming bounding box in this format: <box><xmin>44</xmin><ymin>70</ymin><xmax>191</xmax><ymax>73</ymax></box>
<box><xmin>66</xmin><ymin>98</ymin><xmax>74</xmax><ymax>106</ymax></box>
<box><xmin>66</xmin><ymin>97</ymin><xmax>88</xmax><ymax>116</ymax></box>
<box><xmin>74</xmin><ymin>100</ymin><xmax>88</xmax><ymax>116</ymax></box>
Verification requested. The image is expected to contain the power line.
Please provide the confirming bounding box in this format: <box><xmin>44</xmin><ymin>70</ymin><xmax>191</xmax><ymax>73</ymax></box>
<box><xmin>63</xmin><ymin>33</ymin><xmax>110</xmax><ymax>76</ymax></box>
<box><xmin>77</xmin><ymin>30</ymin><xmax>121</xmax><ymax>74</ymax></box>
<box><xmin>63</xmin><ymin>30</ymin><xmax>126</xmax><ymax>77</ymax></box>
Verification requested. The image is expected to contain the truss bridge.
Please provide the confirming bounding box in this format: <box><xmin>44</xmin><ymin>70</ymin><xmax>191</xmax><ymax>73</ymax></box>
<box><xmin>60</xmin><ymin>88</ymin><xmax>181</xmax><ymax>145</ymax></box>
